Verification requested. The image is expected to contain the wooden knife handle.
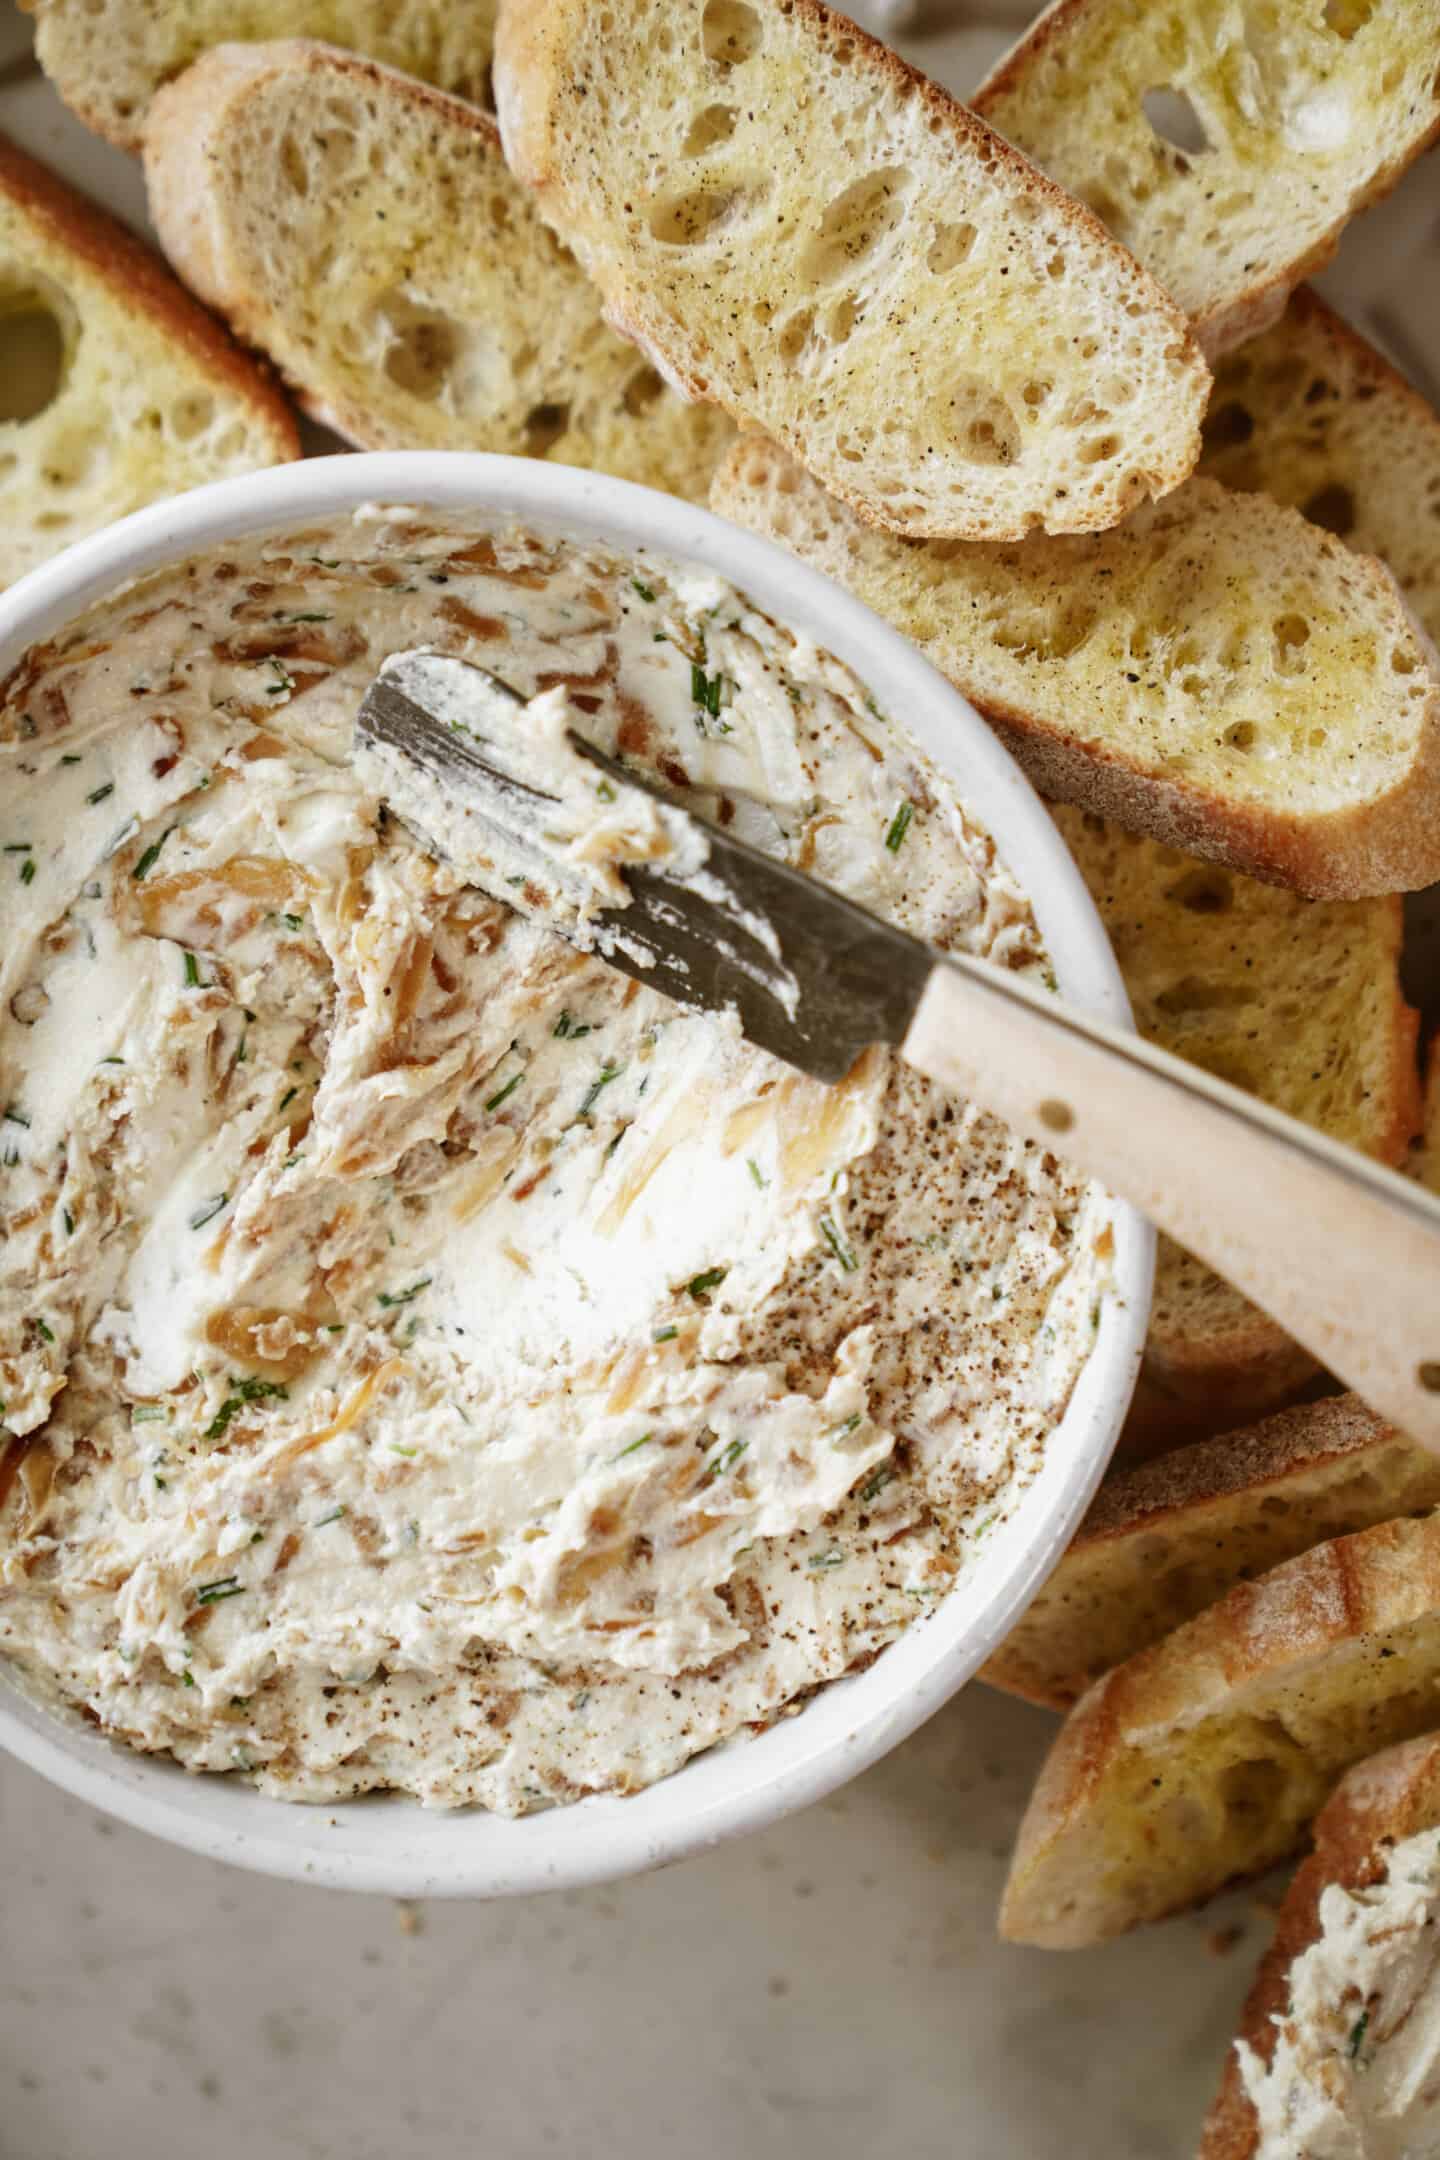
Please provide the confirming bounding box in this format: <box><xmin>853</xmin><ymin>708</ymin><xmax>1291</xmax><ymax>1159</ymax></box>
<box><xmin>903</xmin><ymin>956</ymin><xmax>1440</xmax><ymax>1450</ymax></box>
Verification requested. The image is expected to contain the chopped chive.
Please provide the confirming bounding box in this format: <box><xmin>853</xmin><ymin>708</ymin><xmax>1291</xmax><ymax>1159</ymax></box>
<box><xmin>182</xmin><ymin>1669</ymin><xmax>196</xmax><ymax>1687</ymax></box>
<box><xmin>59</xmin><ymin>753</ymin><xmax>82</xmax><ymax>766</ymax></box>
<box><xmin>686</xmin><ymin>1266</ymin><xmax>728</xmax><ymax>1302</ymax></box>
<box><xmin>1349</xmin><ymin>2012</ymin><xmax>1369</xmax><ymax>2062</ymax></box>
<box><xmin>2</xmin><ymin>841</ymin><xmax>31</xmax><ymax>853</ymax></box>
<box><xmin>315</xmin><ymin>1505</ymin><xmax>346</xmax><ymax>1527</ymax></box>
<box><xmin>578</xmin><ymin>1063</ymin><xmax>622</xmax><ymax>1120</ymax></box>
<box><xmin>653</xmin><ymin>1325</ymin><xmax>678</xmax><ymax>1344</ymax></box>
<box><xmin>278</xmin><ymin>1087</ymin><xmax>298</xmax><ymax>1112</ymax></box>
<box><xmin>280</xmin><ymin>912</ymin><xmax>304</xmax><ymax>931</ymax></box>
<box><xmin>808</xmin><ymin>1545</ymin><xmax>845</xmax><ymax>1570</ymax></box>
<box><xmin>204</xmin><ymin>1375</ymin><xmax>288</xmax><ymax>1442</ymax></box>
<box><xmin>700</xmin><ymin>1437</ymin><xmax>747</xmax><ymax>1483</ymax></box>
<box><xmin>131</xmin><ymin>1405</ymin><xmax>168</xmax><ymax>1424</ymax></box>
<box><xmin>34</xmin><ymin>1318</ymin><xmax>55</xmax><ymax>1344</ymax></box>
<box><xmin>98</xmin><ymin>1055</ymin><xmax>124</xmax><ymax>1066</ymax></box>
<box><xmin>691</xmin><ymin>663</ymin><xmax>726</xmax><ymax>718</ymax></box>
<box><xmin>378</xmin><ymin>1277</ymin><xmax>431</xmax><ymax>1309</ymax></box>
<box><xmin>285</xmin><ymin>612</ymin><xmax>332</xmax><ymax>624</ymax></box>
<box><xmin>594</xmin><ymin>779</ymin><xmax>616</xmax><ymax>803</ymax></box>
<box><xmin>390</xmin><ymin>1444</ymin><xmax>418</xmax><ymax>1458</ymax></box>
<box><xmin>820</xmin><ymin>1217</ymin><xmax>858</xmax><ymax>1272</ymax></box>
<box><xmin>631</xmin><ymin>579</ymin><xmax>657</xmax><ymax>602</ymax></box>
<box><xmin>132</xmin><ymin>825</ymin><xmax>177</xmax><ymax>882</ymax></box>
<box><xmin>85</xmin><ymin>781</ymin><xmax>114</xmax><ymax>806</ymax></box>
<box><xmin>62</xmin><ymin>1208</ymin><xmax>74</xmax><ymax>1236</ymax></box>
<box><xmin>18</xmin><ymin>859</ymin><xmax>35</xmax><ymax>885</ymax></box>
<box><xmin>856</xmin><ymin>1464</ymin><xmax>892</xmax><ymax>1504</ymax></box>
<box><xmin>182</xmin><ymin>951</ymin><xmax>203</xmax><ymax>989</ymax></box>
<box><xmin>553</xmin><ymin>1010</ymin><xmax>592</xmax><ymax>1040</ymax></box>
<box><xmin>884</xmin><ymin>801</ymin><xmax>914</xmax><ymax>853</ymax></box>
<box><xmin>613</xmin><ymin>1432</ymin><xmax>654</xmax><ymax>1461</ymax></box>
<box><xmin>485</xmin><ymin>1071</ymin><xmax>524</xmax><ymax>1113</ymax></box>
<box><xmin>194</xmin><ymin>1576</ymin><xmax>244</xmax><ymax>1606</ymax></box>
<box><xmin>188</xmin><ymin>1193</ymin><xmax>229</xmax><ymax>1231</ymax></box>
<box><xmin>746</xmin><ymin>1158</ymin><xmax>767</xmax><ymax>1189</ymax></box>
<box><xmin>2</xmin><ymin>1105</ymin><xmax>30</xmax><ymax>1127</ymax></box>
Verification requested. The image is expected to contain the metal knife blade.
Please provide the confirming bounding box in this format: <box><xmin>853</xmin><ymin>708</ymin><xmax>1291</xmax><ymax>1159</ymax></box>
<box><xmin>355</xmin><ymin>657</ymin><xmax>934</xmax><ymax>1084</ymax></box>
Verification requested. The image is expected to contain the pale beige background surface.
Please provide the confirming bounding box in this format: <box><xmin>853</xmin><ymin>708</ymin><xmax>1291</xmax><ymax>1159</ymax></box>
<box><xmin>1</xmin><ymin>7</ymin><xmax>1437</xmax><ymax>2155</ymax></box>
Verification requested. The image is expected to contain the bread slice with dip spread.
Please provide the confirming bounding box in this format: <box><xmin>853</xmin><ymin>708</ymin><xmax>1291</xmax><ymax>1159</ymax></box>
<box><xmin>494</xmin><ymin>0</ymin><xmax>1211</xmax><ymax>543</ymax></box>
<box><xmin>141</xmin><ymin>40</ymin><xmax>735</xmax><ymax>502</ymax></box>
<box><xmin>19</xmin><ymin>0</ymin><xmax>498</xmax><ymax>148</ymax></box>
<box><xmin>1000</xmin><ymin>1507</ymin><xmax>1440</xmax><ymax>1949</ymax></box>
<box><xmin>972</xmin><ymin>0</ymin><xmax>1440</xmax><ymax>359</ymax></box>
<box><xmin>1199</xmin><ymin>1731</ymin><xmax>1440</xmax><ymax>2159</ymax></box>
<box><xmin>710</xmin><ymin>437</ymin><xmax>1440</xmax><ymax>899</ymax></box>
<box><xmin>0</xmin><ymin>131</ymin><xmax>299</xmax><ymax>591</ymax></box>
<box><xmin>983</xmin><ymin>1395</ymin><xmax>1440</xmax><ymax>1713</ymax></box>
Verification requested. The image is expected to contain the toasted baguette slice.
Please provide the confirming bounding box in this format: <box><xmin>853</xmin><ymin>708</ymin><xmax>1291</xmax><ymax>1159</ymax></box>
<box><xmin>1055</xmin><ymin>806</ymin><xmax>1420</xmax><ymax>1432</ymax></box>
<box><xmin>0</xmin><ymin>133</ymin><xmax>298</xmax><ymax>591</ymax></box>
<box><xmin>1117</xmin><ymin>1339</ymin><xmax>1326</xmax><ymax>1462</ymax></box>
<box><xmin>1202</xmin><ymin>288</ymin><xmax>1440</xmax><ymax>656</ymax></box>
<box><xmin>973</xmin><ymin>0</ymin><xmax>1440</xmax><ymax>359</ymax></box>
<box><xmin>495</xmin><ymin>0</ymin><xmax>1209</xmax><ymax>543</ymax></box>
<box><xmin>1001</xmin><ymin>1508</ymin><xmax>1440</xmax><ymax>1949</ymax></box>
<box><xmin>21</xmin><ymin>0</ymin><xmax>497</xmax><ymax>149</ymax></box>
<box><xmin>983</xmin><ymin>1396</ymin><xmax>1440</xmax><ymax>1713</ymax></box>
<box><xmin>142</xmin><ymin>42</ymin><xmax>734</xmax><ymax>503</ymax></box>
<box><xmin>711</xmin><ymin>437</ymin><xmax>1440</xmax><ymax>898</ymax></box>
<box><xmin>1200</xmin><ymin>1732</ymin><xmax>1440</xmax><ymax>2160</ymax></box>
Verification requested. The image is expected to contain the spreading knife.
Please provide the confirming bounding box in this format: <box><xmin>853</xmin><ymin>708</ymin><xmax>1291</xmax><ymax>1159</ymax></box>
<box><xmin>357</xmin><ymin>653</ymin><xmax>1440</xmax><ymax>1453</ymax></box>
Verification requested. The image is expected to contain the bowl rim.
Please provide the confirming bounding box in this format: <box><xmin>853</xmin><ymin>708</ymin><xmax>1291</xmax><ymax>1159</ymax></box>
<box><xmin>0</xmin><ymin>451</ymin><xmax>1153</xmax><ymax>1896</ymax></box>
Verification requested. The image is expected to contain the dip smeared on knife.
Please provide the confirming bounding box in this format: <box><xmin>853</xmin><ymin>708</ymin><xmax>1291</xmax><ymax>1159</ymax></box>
<box><xmin>356</xmin><ymin>651</ymin><xmax>807</xmax><ymax>1034</ymax></box>
<box><xmin>353</xmin><ymin>654</ymin><xmax>711</xmax><ymax>935</ymax></box>
<box><xmin>0</xmin><ymin>508</ymin><xmax>1104</xmax><ymax>1813</ymax></box>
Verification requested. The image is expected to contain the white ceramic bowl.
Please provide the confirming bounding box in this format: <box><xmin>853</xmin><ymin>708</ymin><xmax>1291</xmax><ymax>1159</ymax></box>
<box><xmin>0</xmin><ymin>453</ymin><xmax>1153</xmax><ymax>1896</ymax></box>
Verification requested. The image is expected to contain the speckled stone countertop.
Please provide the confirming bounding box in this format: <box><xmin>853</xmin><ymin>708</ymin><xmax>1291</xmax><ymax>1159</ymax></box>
<box><xmin>2</xmin><ymin>1681</ymin><xmax>1265</xmax><ymax>2160</ymax></box>
<box><xmin>2</xmin><ymin>5</ymin><xmax>1437</xmax><ymax>2154</ymax></box>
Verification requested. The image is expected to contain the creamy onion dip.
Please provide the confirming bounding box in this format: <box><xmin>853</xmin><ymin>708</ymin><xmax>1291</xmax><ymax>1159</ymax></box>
<box><xmin>0</xmin><ymin>508</ymin><xmax>1105</xmax><ymax>1812</ymax></box>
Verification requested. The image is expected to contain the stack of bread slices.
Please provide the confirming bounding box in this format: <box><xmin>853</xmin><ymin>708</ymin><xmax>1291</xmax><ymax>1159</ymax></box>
<box><xmin>10</xmin><ymin>2</ymin><xmax>1440</xmax><ymax>2146</ymax></box>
